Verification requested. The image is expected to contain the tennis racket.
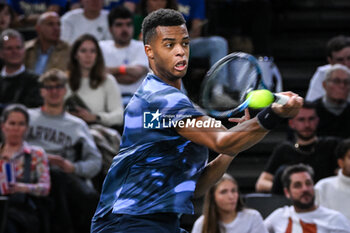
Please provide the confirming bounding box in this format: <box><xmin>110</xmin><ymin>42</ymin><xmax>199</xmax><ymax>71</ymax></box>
<box><xmin>200</xmin><ymin>52</ymin><xmax>288</xmax><ymax>118</ymax></box>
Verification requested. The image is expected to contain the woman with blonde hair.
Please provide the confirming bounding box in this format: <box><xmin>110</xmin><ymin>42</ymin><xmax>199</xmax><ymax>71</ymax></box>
<box><xmin>192</xmin><ymin>173</ymin><xmax>267</xmax><ymax>233</ymax></box>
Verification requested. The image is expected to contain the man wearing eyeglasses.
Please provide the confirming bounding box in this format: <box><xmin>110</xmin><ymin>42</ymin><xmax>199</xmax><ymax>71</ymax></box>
<box><xmin>99</xmin><ymin>6</ymin><xmax>148</xmax><ymax>107</ymax></box>
<box><xmin>313</xmin><ymin>64</ymin><xmax>350</xmax><ymax>138</ymax></box>
<box><xmin>0</xmin><ymin>29</ymin><xmax>42</xmax><ymax>114</ymax></box>
<box><xmin>26</xmin><ymin>69</ymin><xmax>102</xmax><ymax>233</ymax></box>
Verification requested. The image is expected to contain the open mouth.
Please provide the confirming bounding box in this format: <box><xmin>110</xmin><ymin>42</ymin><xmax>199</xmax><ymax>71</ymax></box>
<box><xmin>174</xmin><ymin>60</ymin><xmax>187</xmax><ymax>71</ymax></box>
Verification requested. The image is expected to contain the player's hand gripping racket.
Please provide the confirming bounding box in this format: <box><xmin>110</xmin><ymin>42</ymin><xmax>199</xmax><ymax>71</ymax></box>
<box><xmin>200</xmin><ymin>52</ymin><xmax>289</xmax><ymax>118</ymax></box>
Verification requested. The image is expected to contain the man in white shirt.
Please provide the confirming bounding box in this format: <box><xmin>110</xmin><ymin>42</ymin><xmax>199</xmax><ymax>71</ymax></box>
<box><xmin>306</xmin><ymin>35</ymin><xmax>350</xmax><ymax>102</ymax></box>
<box><xmin>60</xmin><ymin>0</ymin><xmax>112</xmax><ymax>44</ymax></box>
<box><xmin>315</xmin><ymin>139</ymin><xmax>350</xmax><ymax>221</ymax></box>
<box><xmin>264</xmin><ymin>164</ymin><xmax>350</xmax><ymax>233</ymax></box>
<box><xmin>99</xmin><ymin>6</ymin><xmax>148</xmax><ymax>106</ymax></box>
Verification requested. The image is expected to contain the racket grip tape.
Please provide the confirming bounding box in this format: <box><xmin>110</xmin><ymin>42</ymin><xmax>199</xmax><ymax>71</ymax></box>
<box><xmin>274</xmin><ymin>94</ymin><xmax>289</xmax><ymax>105</ymax></box>
<box><xmin>257</xmin><ymin>107</ymin><xmax>284</xmax><ymax>130</ymax></box>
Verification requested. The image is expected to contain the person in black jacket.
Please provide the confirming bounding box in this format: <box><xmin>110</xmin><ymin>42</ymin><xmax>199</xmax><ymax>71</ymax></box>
<box><xmin>0</xmin><ymin>29</ymin><xmax>42</xmax><ymax>114</ymax></box>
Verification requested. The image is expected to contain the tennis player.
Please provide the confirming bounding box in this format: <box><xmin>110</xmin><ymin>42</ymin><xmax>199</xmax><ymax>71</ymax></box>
<box><xmin>91</xmin><ymin>9</ymin><xmax>303</xmax><ymax>233</ymax></box>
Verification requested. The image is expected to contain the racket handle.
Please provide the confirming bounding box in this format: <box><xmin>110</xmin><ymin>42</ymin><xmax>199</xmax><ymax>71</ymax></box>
<box><xmin>274</xmin><ymin>93</ymin><xmax>289</xmax><ymax>106</ymax></box>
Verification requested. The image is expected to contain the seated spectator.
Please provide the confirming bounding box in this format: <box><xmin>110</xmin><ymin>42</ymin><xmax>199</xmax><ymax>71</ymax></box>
<box><xmin>100</xmin><ymin>6</ymin><xmax>148</xmax><ymax>106</ymax></box>
<box><xmin>66</xmin><ymin>34</ymin><xmax>123</xmax><ymax>128</ymax></box>
<box><xmin>7</xmin><ymin>0</ymin><xmax>67</xmax><ymax>27</ymax></box>
<box><xmin>264</xmin><ymin>164</ymin><xmax>350</xmax><ymax>233</ymax></box>
<box><xmin>191</xmin><ymin>173</ymin><xmax>267</xmax><ymax>233</ymax></box>
<box><xmin>69</xmin><ymin>0</ymin><xmax>137</xmax><ymax>12</ymax></box>
<box><xmin>0</xmin><ymin>104</ymin><xmax>50</xmax><ymax>233</ymax></box>
<box><xmin>315</xmin><ymin>138</ymin><xmax>350</xmax><ymax>221</ymax></box>
<box><xmin>0</xmin><ymin>3</ymin><xmax>15</xmax><ymax>32</ymax></box>
<box><xmin>65</xmin><ymin>34</ymin><xmax>123</xmax><ymax>189</ymax></box>
<box><xmin>177</xmin><ymin>0</ymin><xmax>228</xmax><ymax>70</ymax></box>
<box><xmin>26</xmin><ymin>69</ymin><xmax>102</xmax><ymax>233</ymax></box>
<box><xmin>256</xmin><ymin>102</ymin><xmax>340</xmax><ymax>194</ymax></box>
<box><xmin>60</xmin><ymin>0</ymin><xmax>112</xmax><ymax>44</ymax></box>
<box><xmin>25</xmin><ymin>12</ymin><xmax>70</xmax><ymax>75</ymax></box>
<box><xmin>314</xmin><ymin>64</ymin><xmax>350</xmax><ymax>138</ymax></box>
<box><xmin>0</xmin><ymin>29</ymin><xmax>42</xmax><ymax>114</ymax></box>
<box><xmin>306</xmin><ymin>35</ymin><xmax>350</xmax><ymax>102</ymax></box>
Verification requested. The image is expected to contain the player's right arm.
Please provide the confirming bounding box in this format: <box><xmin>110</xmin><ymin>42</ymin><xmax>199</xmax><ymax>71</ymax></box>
<box><xmin>256</xmin><ymin>171</ymin><xmax>274</xmax><ymax>192</ymax></box>
<box><xmin>177</xmin><ymin>94</ymin><xmax>303</xmax><ymax>156</ymax></box>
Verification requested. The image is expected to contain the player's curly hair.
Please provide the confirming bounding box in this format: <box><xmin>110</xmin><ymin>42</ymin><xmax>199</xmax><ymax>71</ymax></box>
<box><xmin>141</xmin><ymin>8</ymin><xmax>185</xmax><ymax>45</ymax></box>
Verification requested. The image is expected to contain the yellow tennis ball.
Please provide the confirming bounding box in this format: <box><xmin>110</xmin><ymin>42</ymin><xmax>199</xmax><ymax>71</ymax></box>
<box><xmin>246</xmin><ymin>89</ymin><xmax>274</xmax><ymax>109</ymax></box>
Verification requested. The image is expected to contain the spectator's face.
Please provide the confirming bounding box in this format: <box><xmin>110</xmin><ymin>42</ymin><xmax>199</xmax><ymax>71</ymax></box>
<box><xmin>76</xmin><ymin>39</ymin><xmax>97</xmax><ymax>71</ymax></box>
<box><xmin>214</xmin><ymin>179</ymin><xmax>239</xmax><ymax>213</ymax></box>
<box><xmin>147</xmin><ymin>0</ymin><xmax>167</xmax><ymax>14</ymax></box>
<box><xmin>82</xmin><ymin>0</ymin><xmax>103</xmax><ymax>13</ymax></box>
<box><xmin>289</xmin><ymin>108</ymin><xmax>319</xmax><ymax>141</ymax></box>
<box><xmin>144</xmin><ymin>25</ymin><xmax>189</xmax><ymax>81</ymax></box>
<box><xmin>1</xmin><ymin>111</ymin><xmax>27</xmax><ymax>145</ymax></box>
<box><xmin>338</xmin><ymin>150</ymin><xmax>350</xmax><ymax>177</ymax></box>
<box><xmin>0</xmin><ymin>6</ymin><xmax>11</xmax><ymax>31</ymax></box>
<box><xmin>323</xmin><ymin>69</ymin><xmax>350</xmax><ymax>102</ymax></box>
<box><xmin>0</xmin><ymin>36</ymin><xmax>25</xmax><ymax>67</ymax></box>
<box><xmin>284</xmin><ymin>172</ymin><xmax>315</xmax><ymax>210</ymax></box>
<box><xmin>40</xmin><ymin>81</ymin><xmax>66</xmax><ymax>107</ymax></box>
<box><xmin>37</xmin><ymin>15</ymin><xmax>60</xmax><ymax>43</ymax></box>
<box><xmin>110</xmin><ymin>18</ymin><xmax>133</xmax><ymax>46</ymax></box>
<box><xmin>328</xmin><ymin>47</ymin><xmax>350</xmax><ymax>68</ymax></box>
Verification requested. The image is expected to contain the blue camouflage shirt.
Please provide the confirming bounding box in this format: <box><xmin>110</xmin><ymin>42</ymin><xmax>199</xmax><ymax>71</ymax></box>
<box><xmin>93</xmin><ymin>73</ymin><xmax>208</xmax><ymax>219</ymax></box>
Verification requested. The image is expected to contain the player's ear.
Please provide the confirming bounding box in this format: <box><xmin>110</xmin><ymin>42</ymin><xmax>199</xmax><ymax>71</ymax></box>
<box><xmin>145</xmin><ymin>45</ymin><xmax>154</xmax><ymax>60</ymax></box>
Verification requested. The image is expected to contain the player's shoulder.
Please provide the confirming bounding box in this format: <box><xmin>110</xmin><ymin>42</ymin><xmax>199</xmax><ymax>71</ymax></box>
<box><xmin>99</xmin><ymin>40</ymin><xmax>114</xmax><ymax>49</ymax></box>
<box><xmin>130</xmin><ymin>39</ymin><xmax>145</xmax><ymax>48</ymax></box>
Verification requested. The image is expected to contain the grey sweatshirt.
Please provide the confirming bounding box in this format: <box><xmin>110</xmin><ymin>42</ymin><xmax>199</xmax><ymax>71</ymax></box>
<box><xmin>27</xmin><ymin>108</ymin><xmax>102</xmax><ymax>179</ymax></box>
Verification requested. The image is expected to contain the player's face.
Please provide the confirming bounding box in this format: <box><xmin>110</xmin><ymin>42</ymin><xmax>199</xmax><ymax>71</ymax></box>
<box><xmin>0</xmin><ymin>36</ymin><xmax>25</xmax><ymax>67</ymax></box>
<box><xmin>76</xmin><ymin>39</ymin><xmax>97</xmax><ymax>71</ymax></box>
<box><xmin>82</xmin><ymin>0</ymin><xmax>103</xmax><ymax>13</ymax></box>
<box><xmin>323</xmin><ymin>69</ymin><xmax>350</xmax><ymax>102</ymax></box>
<box><xmin>110</xmin><ymin>18</ymin><xmax>133</xmax><ymax>46</ymax></box>
<box><xmin>2</xmin><ymin>111</ymin><xmax>27</xmax><ymax>145</ymax></box>
<box><xmin>214</xmin><ymin>180</ymin><xmax>239</xmax><ymax>213</ymax></box>
<box><xmin>40</xmin><ymin>81</ymin><xmax>66</xmax><ymax>107</ymax></box>
<box><xmin>328</xmin><ymin>47</ymin><xmax>350</xmax><ymax>68</ymax></box>
<box><xmin>146</xmin><ymin>25</ymin><xmax>189</xmax><ymax>83</ymax></box>
<box><xmin>284</xmin><ymin>172</ymin><xmax>315</xmax><ymax>211</ymax></box>
<box><xmin>339</xmin><ymin>150</ymin><xmax>350</xmax><ymax>177</ymax></box>
<box><xmin>38</xmin><ymin>15</ymin><xmax>60</xmax><ymax>43</ymax></box>
<box><xmin>289</xmin><ymin>108</ymin><xmax>319</xmax><ymax>141</ymax></box>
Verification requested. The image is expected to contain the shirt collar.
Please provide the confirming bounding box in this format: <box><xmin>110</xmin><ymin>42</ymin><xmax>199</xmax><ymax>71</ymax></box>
<box><xmin>1</xmin><ymin>65</ymin><xmax>26</xmax><ymax>77</ymax></box>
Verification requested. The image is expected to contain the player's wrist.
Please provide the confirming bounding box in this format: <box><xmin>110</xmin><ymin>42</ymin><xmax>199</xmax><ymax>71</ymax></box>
<box><xmin>257</xmin><ymin>106</ymin><xmax>284</xmax><ymax>130</ymax></box>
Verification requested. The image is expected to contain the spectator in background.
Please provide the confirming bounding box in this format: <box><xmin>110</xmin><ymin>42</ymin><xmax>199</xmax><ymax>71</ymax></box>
<box><xmin>7</xmin><ymin>0</ymin><xmax>67</xmax><ymax>27</ymax></box>
<box><xmin>177</xmin><ymin>0</ymin><xmax>228</xmax><ymax>69</ymax></box>
<box><xmin>26</xmin><ymin>69</ymin><xmax>102</xmax><ymax>233</ymax></box>
<box><xmin>133</xmin><ymin>0</ymin><xmax>178</xmax><ymax>40</ymax></box>
<box><xmin>306</xmin><ymin>35</ymin><xmax>350</xmax><ymax>102</ymax></box>
<box><xmin>191</xmin><ymin>173</ymin><xmax>267</xmax><ymax>233</ymax></box>
<box><xmin>313</xmin><ymin>64</ymin><xmax>350</xmax><ymax>138</ymax></box>
<box><xmin>69</xmin><ymin>0</ymin><xmax>138</xmax><ymax>12</ymax></box>
<box><xmin>0</xmin><ymin>104</ymin><xmax>50</xmax><ymax>233</ymax></box>
<box><xmin>264</xmin><ymin>164</ymin><xmax>350</xmax><ymax>233</ymax></box>
<box><xmin>60</xmin><ymin>0</ymin><xmax>112</xmax><ymax>44</ymax></box>
<box><xmin>0</xmin><ymin>3</ymin><xmax>15</xmax><ymax>32</ymax></box>
<box><xmin>100</xmin><ymin>6</ymin><xmax>148</xmax><ymax>106</ymax></box>
<box><xmin>256</xmin><ymin>102</ymin><xmax>340</xmax><ymax>194</ymax></box>
<box><xmin>25</xmin><ymin>11</ymin><xmax>70</xmax><ymax>75</ymax></box>
<box><xmin>315</xmin><ymin>138</ymin><xmax>350</xmax><ymax>221</ymax></box>
<box><xmin>66</xmin><ymin>34</ymin><xmax>123</xmax><ymax>127</ymax></box>
<box><xmin>0</xmin><ymin>29</ymin><xmax>42</xmax><ymax>114</ymax></box>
